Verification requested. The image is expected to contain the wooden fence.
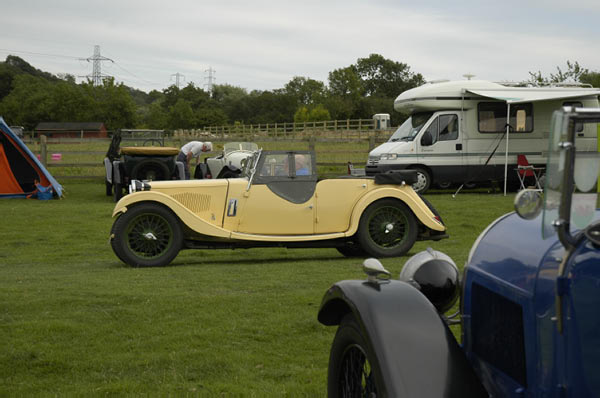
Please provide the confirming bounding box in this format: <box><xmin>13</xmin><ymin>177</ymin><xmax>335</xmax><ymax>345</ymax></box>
<box><xmin>172</xmin><ymin>119</ymin><xmax>395</xmax><ymax>141</ymax></box>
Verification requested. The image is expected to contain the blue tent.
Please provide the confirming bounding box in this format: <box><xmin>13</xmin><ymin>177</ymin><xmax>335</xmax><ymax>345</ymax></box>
<box><xmin>0</xmin><ymin>117</ymin><xmax>63</xmax><ymax>198</ymax></box>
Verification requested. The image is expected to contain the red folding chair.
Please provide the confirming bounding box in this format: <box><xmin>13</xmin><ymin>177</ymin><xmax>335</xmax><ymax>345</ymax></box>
<box><xmin>516</xmin><ymin>154</ymin><xmax>541</xmax><ymax>190</ymax></box>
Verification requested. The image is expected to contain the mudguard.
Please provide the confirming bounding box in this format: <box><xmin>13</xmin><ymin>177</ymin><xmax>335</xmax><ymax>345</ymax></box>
<box><xmin>318</xmin><ymin>279</ymin><xmax>488</xmax><ymax>398</ymax></box>
<box><xmin>346</xmin><ymin>187</ymin><xmax>445</xmax><ymax>234</ymax></box>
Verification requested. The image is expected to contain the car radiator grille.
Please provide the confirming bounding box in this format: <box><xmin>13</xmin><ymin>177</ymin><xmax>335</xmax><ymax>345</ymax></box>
<box><xmin>368</xmin><ymin>156</ymin><xmax>379</xmax><ymax>165</ymax></box>
<box><xmin>170</xmin><ymin>192</ymin><xmax>211</xmax><ymax>213</ymax></box>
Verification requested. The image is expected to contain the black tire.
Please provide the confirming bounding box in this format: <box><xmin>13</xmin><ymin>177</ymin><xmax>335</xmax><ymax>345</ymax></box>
<box><xmin>328</xmin><ymin>314</ymin><xmax>383</xmax><ymax>397</ymax></box>
<box><xmin>357</xmin><ymin>199</ymin><xmax>418</xmax><ymax>257</ymax></box>
<box><xmin>131</xmin><ymin>160</ymin><xmax>170</xmax><ymax>181</ymax></box>
<box><xmin>110</xmin><ymin>203</ymin><xmax>183</xmax><ymax>267</ymax></box>
<box><xmin>114</xmin><ymin>182</ymin><xmax>124</xmax><ymax>202</ymax></box>
<box><xmin>105</xmin><ymin>179</ymin><xmax>113</xmax><ymax>196</ymax></box>
<box><xmin>411</xmin><ymin>167</ymin><xmax>431</xmax><ymax>194</ymax></box>
<box><xmin>437</xmin><ymin>181</ymin><xmax>451</xmax><ymax>189</ymax></box>
<box><xmin>218</xmin><ymin>169</ymin><xmax>239</xmax><ymax>179</ymax></box>
<box><xmin>336</xmin><ymin>243</ymin><xmax>368</xmax><ymax>258</ymax></box>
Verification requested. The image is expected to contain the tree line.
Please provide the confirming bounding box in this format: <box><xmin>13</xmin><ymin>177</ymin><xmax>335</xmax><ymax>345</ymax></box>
<box><xmin>0</xmin><ymin>54</ymin><xmax>598</xmax><ymax>131</ymax></box>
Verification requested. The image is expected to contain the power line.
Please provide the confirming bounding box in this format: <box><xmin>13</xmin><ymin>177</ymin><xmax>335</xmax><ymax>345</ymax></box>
<box><xmin>204</xmin><ymin>67</ymin><xmax>216</xmax><ymax>94</ymax></box>
<box><xmin>0</xmin><ymin>48</ymin><xmax>80</xmax><ymax>60</ymax></box>
<box><xmin>171</xmin><ymin>72</ymin><xmax>185</xmax><ymax>89</ymax></box>
<box><xmin>0</xmin><ymin>46</ymin><xmax>188</xmax><ymax>91</ymax></box>
<box><xmin>80</xmin><ymin>45</ymin><xmax>114</xmax><ymax>86</ymax></box>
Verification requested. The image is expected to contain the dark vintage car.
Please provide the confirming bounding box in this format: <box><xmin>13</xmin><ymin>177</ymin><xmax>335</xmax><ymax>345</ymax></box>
<box><xmin>104</xmin><ymin>132</ymin><xmax>185</xmax><ymax>201</ymax></box>
<box><xmin>318</xmin><ymin>107</ymin><xmax>600</xmax><ymax>397</ymax></box>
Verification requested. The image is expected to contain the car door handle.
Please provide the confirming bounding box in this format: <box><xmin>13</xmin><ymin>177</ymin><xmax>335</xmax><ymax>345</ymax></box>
<box><xmin>456</xmin><ymin>143</ymin><xmax>463</xmax><ymax>150</ymax></box>
<box><xmin>308</xmin><ymin>205</ymin><xmax>313</xmax><ymax>209</ymax></box>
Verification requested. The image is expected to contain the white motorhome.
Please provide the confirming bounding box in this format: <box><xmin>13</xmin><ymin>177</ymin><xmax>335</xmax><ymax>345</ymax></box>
<box><xmin>365</xmin><ymin>80</ymin><xmax>600</xmax><ymax>193</ymax></box>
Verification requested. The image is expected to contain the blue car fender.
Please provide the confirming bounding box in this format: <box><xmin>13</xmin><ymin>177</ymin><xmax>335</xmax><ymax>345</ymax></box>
<box><xmin>318</xmin><ymin>279</ymin><xmax>488</xmax><ymax>398</ymax></box>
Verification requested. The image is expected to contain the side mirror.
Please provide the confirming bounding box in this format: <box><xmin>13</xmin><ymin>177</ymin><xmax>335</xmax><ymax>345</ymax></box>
<box><xmin>421</xmin><ymin>131</ymin><xmax>433</xmax><ymax>146</ymax></box>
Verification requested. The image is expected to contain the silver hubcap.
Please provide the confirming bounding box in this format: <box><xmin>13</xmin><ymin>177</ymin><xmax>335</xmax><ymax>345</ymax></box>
<box><xmin>412</xmin><ymin>172</ymin><xmax>427</xmax><ymax>192</ymax></box>
<box><xmin>143</xmin><ymin>232</ymin><xmax>157</xmax><ymax>241</ymax></box>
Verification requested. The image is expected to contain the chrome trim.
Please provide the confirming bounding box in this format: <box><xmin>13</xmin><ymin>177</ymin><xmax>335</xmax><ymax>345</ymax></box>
<box><xmin>227</xmin><ymin>199</ymin><xmax>238</xmax><ymax>217</ymax></box>
<box><xmin>246</xmin><ymin>149</ymin><xmax>262</xmax><ymax>191</ymax></box>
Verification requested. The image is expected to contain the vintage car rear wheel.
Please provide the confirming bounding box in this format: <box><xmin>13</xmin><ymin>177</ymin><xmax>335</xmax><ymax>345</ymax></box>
<box><xmin>357</xmin><ymin>199</ymin><xmax>418</xmax><ymax>257</ymax></box>
<box><xmin>131</xmin><ymin>160</ymin><xmax>170</xmax><ymax>181</ymax></box>
<box><xmin>328</xmin><ymin>314</ymin><xmax>382</xmax><ymax>397</ymax></box>
<box><xmin>111</xmin><ymin>203</ymin><xmax>183</xmax><ymax>267</ymax></box>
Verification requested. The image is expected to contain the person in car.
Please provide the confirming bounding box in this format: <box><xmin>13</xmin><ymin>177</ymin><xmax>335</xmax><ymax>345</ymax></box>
<box><xmin>294</xmin><ymin>154</ymin><xmax>310</xmax><ymax>175</ymax></box>
<box><xmin>178</xmin><ymin>141</ymin><xmax>213</xmax><ymax>179</ymax></box>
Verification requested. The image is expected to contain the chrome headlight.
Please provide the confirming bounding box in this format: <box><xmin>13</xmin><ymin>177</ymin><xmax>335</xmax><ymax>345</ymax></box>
<box><xmin>400</xmin><ymin>248</ymin><xmax>460</xmax><ymax>313</ymax></box>
<box><xmin>129</xmin><ymin>180</ymin><xmax>151</xmax><ymax>193</ymax></box>
<box><xmin>380</xmin><ymin>153</ymin><xmax>398</xmax><ymax>161</ymax></box>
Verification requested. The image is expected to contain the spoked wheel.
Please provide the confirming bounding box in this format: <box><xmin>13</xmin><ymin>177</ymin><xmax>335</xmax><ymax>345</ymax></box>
<box><xmin>328</xmin><ymin>315</ymin><xmax>382</xmax><ymax>397</ymax></box>
<box><xmin>357</xmin><ymin>199</ymin><xmax>418</xmax><ymax>257</ymax></box>
<box><xmin>110</xmin><ymin>203</ymin><xmax>183</xmax><ymax>267</ymax></box>
<box><xmin>131</xmin><ymin>161</ymin><xmax>170</xmax><ymax>181</ymax></box>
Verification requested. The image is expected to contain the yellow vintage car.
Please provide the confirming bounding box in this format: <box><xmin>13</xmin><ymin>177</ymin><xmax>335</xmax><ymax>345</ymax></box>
<box><xmin>109</xmin><ymin>150</ymin><xmax>447</xmax><ymax>267</ymax></box>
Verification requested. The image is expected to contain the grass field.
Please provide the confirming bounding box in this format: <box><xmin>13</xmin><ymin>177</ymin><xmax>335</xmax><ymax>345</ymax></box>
<box><xmin>0</xmin><ymin>180</ymin><xmax>515</xmax><ymax>395</ymax></box>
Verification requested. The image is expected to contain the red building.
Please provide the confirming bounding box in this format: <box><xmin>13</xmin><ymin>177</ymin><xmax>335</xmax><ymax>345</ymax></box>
<box><xmin>34</xmin><ymin>122</ymin><xmax>108</xmax><ymax>138</ymax></box>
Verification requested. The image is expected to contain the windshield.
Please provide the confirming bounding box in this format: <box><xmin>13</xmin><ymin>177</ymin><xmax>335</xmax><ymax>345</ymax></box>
<box><xmin>543</xmin><ymin>109</ymin><xmax>600</xmax><ymax>238</ymax></box>
<box><xmin>388</xmin><ymin>112</ymin><xmax>433</xmax><ymax>142</ymax></box>
<box><xmin>224</xmin><ymin>142</ymin><xmax>258</xmax><ymax>154</ymax></box>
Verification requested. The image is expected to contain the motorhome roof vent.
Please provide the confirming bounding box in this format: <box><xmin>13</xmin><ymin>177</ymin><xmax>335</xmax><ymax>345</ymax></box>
<box><xmin>427</xmin><ymin>79</ymin><xmax>450</xmax><ymax>84</ymax></box>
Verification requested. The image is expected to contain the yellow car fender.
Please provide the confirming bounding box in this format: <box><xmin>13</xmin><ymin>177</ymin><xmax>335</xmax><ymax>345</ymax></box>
<box><xmin>346</xmin><ymin>187</ymin><xmax>445</xmax><ymax>236</ymax></box>
<box><xmin>112</xmin><ymin>191</ymin><xmax>231</xmax><ymax>239</ymax></box>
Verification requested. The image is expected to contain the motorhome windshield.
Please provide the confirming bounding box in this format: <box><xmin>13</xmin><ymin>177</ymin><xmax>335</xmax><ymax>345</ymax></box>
<box><xmin>388</xmin><ymin>112</ymin><xmax>432</xmax><ymax>142</ymax></box>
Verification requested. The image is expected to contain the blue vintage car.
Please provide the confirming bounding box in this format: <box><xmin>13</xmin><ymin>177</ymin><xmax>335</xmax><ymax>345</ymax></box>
<box><xmin>318</xmin><ymin>107</ymin><xmax>600</xmax><ymax>397</ymax></box>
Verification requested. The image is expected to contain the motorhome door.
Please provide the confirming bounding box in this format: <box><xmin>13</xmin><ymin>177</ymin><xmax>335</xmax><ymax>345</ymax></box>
<box><xmin>416</xmin><ymin>112</ymin><xmax>464</xmax><ymax>185</ymax></box>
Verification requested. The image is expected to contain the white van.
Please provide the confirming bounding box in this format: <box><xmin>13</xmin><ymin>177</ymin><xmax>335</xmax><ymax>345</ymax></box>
<box><xmin>365</xmin><ymin>80</ymin><xmax>600</xmax><ymax>193</ymax></box>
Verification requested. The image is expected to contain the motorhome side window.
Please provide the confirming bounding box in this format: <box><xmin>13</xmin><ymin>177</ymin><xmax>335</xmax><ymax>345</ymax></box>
<box><xmin>424</xmin><ymin>114</ymin><xmax>458</xmax><ymax>144</ymax></box>
<box><xmin>478</xmin><ymin>102</ymin><xmax>533</xmax><ymax>133</ymax></box>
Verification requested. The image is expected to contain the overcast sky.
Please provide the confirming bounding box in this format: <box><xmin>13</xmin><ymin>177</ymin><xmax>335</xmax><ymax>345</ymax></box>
<box><xmin>2</xmin><ymin>0</ymin><xmax>599</xmax><ymax>93</ymax></box>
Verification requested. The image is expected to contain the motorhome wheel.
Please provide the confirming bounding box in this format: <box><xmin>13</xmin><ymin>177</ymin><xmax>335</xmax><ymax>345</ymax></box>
<box><xmin>411</xmin><ymin>168</ymin><xmax>431</xmax><ymax>194</ymax></box>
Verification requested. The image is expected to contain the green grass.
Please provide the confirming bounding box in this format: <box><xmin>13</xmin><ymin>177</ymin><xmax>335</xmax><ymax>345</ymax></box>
<box><xmin>0</xmin><ymin>180</ymin><xmax>515</xmax><ymax>395</ymax></box>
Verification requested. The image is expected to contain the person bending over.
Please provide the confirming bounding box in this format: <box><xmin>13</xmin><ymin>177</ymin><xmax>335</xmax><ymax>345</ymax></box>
<box><xmin>177</xmin><ymin>141</ymin><xmax>213</xmax><ymax>179</ymax></box>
